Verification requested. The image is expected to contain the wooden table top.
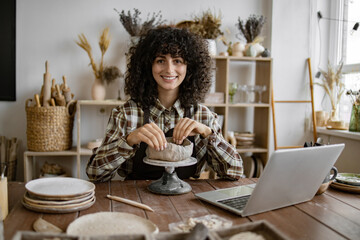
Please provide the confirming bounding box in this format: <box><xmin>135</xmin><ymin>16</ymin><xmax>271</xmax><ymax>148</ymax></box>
<box><xmin>4</xmin><ymin>179</ymin><xmax>360</xmax><ymax>240</ymax></box>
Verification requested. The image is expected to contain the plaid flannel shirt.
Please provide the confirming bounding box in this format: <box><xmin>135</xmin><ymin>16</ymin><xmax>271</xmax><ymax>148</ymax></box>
<box><xmin>86</xmin><ymin>99</ymin><xmax>243</xmax><ymax>181</ymax></box>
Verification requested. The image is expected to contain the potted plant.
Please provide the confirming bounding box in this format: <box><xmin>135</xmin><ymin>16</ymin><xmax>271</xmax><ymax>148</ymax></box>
<box><xmin>236</xmin><ymin>14</ymin><xmax>266</xmax><ymax>57</ymax></box>
<box><xmin>176</xmin><ymin>9</ymin><xmax>223</xmax><ymax>56</ymax></box>
<box><xmin>76</xmin><ymin>28</ymin><xmax>122</xmax><ymax>100</ymax></box>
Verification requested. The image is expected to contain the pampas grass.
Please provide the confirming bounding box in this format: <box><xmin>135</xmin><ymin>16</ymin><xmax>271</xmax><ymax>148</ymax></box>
<box><xmin>314</xmin><ymin>61</ymin><xmax>344</xmax><ymax>111</ymax></box>
<box><xmin>76</xmin><ymin>28</ymin><xmax>121</xmax><ymax>84</ymax></box>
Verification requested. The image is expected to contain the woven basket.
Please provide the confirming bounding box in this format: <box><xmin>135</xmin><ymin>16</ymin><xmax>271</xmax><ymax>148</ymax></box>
<box><xmin>25</xmin><ymin>99</ymin><xmax>76</xmax><ymax>152</ymax></box>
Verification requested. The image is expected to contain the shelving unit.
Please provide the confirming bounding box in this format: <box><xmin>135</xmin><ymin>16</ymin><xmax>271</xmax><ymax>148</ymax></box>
<box><xmin>24</xmin><ymin>100</ymin><xmax>125</xmax><ymax>182</ymax></box>
<box><xmin>24</xmin><ymin>56</ymin><xmax>272</xmax><ymax>182</ymax></box>
<box><xmin>205</xmin><ymin>56</ymin><xmax>272</xmax><ymax>166</ymax></box>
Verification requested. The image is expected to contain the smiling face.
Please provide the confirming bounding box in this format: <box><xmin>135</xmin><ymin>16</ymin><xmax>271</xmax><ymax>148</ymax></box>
<box><xmin>152</xmin><ymin>54</ymin><xmax>187</xmax><ymax>95</ymax></box>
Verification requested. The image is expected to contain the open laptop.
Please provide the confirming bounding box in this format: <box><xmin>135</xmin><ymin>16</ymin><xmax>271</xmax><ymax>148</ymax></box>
<box><xmin>195</xmin><ymin>144</ymin><xmax>344</xmax><ymax>216</ymax></box>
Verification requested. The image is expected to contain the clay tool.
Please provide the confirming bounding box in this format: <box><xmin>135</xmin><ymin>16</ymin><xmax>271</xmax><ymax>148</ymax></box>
<box><xmin>42</xmin><ymin>61</ymin><xmax>52</xmax><ymax>107</ymax></box>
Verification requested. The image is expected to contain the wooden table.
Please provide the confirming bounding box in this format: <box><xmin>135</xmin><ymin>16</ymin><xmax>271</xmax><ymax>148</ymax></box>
<box><xmin>4</xmin><ymin>179</ymin><xmax>360</xmax><ymax>240</ymax></box>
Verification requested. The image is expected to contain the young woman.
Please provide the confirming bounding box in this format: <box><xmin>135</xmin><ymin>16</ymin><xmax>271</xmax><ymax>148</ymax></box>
<box><xmin>86</xmin><ymin>27</ymin><xmax>243</xmax><ymax>181</ymax></box>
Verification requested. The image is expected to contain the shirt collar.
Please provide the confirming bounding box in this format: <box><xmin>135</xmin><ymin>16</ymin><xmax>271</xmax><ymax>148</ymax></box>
<box><xmin>149</xmin><ymin>99</ymin><xmax>185</xmax><ymax>120</ymax></box>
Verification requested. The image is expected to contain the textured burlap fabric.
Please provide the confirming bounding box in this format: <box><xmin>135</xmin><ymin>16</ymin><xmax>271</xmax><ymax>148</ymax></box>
<box><xmin>146</xmin><ymin>137</ymin><xmax>193</xmax><ymax>161</ymax></box>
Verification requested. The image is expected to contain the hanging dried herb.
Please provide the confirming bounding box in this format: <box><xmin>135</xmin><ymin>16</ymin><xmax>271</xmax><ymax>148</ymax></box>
<box><xmin>114</xmin><ymin>8</ymin><xmax>166</xmax><ymax>36</ymax></box>
<box><xmin>237</xmin><ymin>15</ymin><xmax>266</xmax><ymax>43</ymax></box>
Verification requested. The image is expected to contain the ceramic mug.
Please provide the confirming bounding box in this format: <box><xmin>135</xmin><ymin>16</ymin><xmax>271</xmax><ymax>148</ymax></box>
<box><xmin>317</xmin><ymin>166</ymin><xmax>338</xmax><ymax>195</ymax></box>
<box><xmin>323</xmin><ymin>166</ymin><xmax>338</xmax><ymax>184</ymax></box>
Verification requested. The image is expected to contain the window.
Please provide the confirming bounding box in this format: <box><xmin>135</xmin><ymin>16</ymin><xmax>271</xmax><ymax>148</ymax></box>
<box><xmin>333</xmin><ymin>0</ymin><xmax>360</xmax><ymax>122</ymax></box>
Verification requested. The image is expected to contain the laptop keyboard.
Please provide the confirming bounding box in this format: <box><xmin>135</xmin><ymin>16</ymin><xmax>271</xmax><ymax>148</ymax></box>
<box><xmin>217</xmin><ymin>195</ymin><xmax>251</xmax><ymax>211</ymax></box>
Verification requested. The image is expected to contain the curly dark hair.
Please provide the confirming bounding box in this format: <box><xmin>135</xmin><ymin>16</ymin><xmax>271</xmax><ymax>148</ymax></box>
<box><xmin>125</xmin><ymin>26</ymin><xmax>212</xmax><ymax>109</ymax></box>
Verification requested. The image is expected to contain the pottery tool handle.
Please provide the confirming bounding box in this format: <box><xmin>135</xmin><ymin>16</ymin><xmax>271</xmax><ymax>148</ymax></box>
<box><xmin>55</xmin><ymin>85</ymin><xmax>66</xmax><ymax>106</ymax></box>
<box><xmin>50</xmin><ymin>98</ymin><xmax>56</xmax><ymax>106</ymax></box>
<box><xmin>42</xmin><ymin>61</ymin><xmax>51</xmax><ymax>107</ymax></box>
<box><xmin>62</xmin><ymin>76</ymin><xmax>72</xmax><ymax>103</ymax></box>
<box><xmin>51</xmin><ymin>78</ymin><xmax>57</xmax><ymax>98</ymax></box>
<box><xmin>106</xmin><ymin>195</ymin><xmax>154</xmax><ymax>212</ymax></box>
<box><xmin>34</xmin><ymin>94</ymin><xmax>41</xmax><ymax>107</ymax></box>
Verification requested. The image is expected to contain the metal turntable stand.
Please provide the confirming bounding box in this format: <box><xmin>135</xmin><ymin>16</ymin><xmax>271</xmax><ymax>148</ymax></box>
<box><xmin>143</xmin><ymin>157</ymin><xmax>197</xmax><ymax>195</ymax></box>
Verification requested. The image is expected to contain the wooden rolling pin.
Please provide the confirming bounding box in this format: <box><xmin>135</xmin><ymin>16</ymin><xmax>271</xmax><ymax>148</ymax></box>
<box><xmin>106</xmin><ymin>195</ymin><xmax>154</xmax><ymax>212</ymax></box>
<box><xmin>62</xmin><ymin>76</ymin><xmax>72</xmax><ymax>103</ymax></box>
<box><xmin>54</xmin><ymin>84</ymin><xmax>66</xmax><ymax>106</ymax></box>
<box><xmin>42</xmin><ymin>61</ymin><xmax>51</xmax><ymax>107</ymax></box>
<box><xmin>51</xmin><ymin>78</ymin><xmax>57</xmax><ymax>98</ymax></box>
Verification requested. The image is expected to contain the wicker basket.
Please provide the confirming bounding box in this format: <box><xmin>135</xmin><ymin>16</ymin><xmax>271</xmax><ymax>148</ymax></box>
<box><xmin>25</xmin><ymin>99</ymin><xmax>76</xmax><ymax>152</ymax></box>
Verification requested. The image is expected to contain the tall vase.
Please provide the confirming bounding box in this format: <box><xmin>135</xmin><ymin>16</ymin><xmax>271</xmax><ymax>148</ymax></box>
<box><xmin>91</xmin><ymin>78</ymin><xmax>106</xmax><ymax>100</ymax></box>
<box><xmin>349</xmin><ymin>104</ymin><xmax>360</xmax><ymax>132</ymax></box>
<box><xmin>206</xmin><ymin>39</ymin><xmax>217</xmax><ymax>57</ymax></box>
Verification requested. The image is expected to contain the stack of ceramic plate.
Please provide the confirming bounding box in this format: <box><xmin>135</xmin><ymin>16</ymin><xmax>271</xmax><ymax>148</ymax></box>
<box><xmin>234</xmin><ymin>132</ymin><xmax>255</xmax><ymax>148</ymax></box>
<box><xmin>331</xmin><ymin>173</ymin><xmax>360</xmax><ymax>193</ymax></box>
<box><xmin>242</xmin><ymin>155</ymin><xmax>263</xmax><ymax>178</ymax></box>
<box><xmin>22</xmin><ymin>177</ymin><xmax>96</xmax><ymax>213</ymax></box>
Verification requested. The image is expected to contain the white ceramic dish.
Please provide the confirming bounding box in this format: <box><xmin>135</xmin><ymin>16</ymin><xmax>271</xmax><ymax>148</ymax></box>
<box><xmin>66</xmin><ymin>212</ymin><xmax>159</xmax><ymax>236</ymax></box>
<box><xmin>23</xmin><ymin>191</ymin><xmax>95</xmax><ymax>206</ymax></box>
<box><xmin>23</xmin><ymin>195</ymin><xmax>95</xmax><ymax>209</ymax></box>
<box><xmin>335</xmin><ymin>173</ymin><xmax>360</xmax><ymax>186</ymax></box>
<box><xmin>143</xmin><ymin>157</ymin><xmax>197</xmax><ymax>167</ymax></box>
<box><xmin>25</xmin><ymin>177</ymin><xmax>95</xmax><ymax>198</ymax></box>
<box><xmin>22</xmin><ymin>197</ymin><xmax>96</xmax><ymax>213</ymax></box>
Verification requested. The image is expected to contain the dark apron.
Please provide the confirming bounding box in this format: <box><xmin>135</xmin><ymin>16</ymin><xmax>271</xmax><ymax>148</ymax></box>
<box><xmin>127</xmin><ymin>107</ymin><xmax>197</xmax><ymax>180</ymax></box>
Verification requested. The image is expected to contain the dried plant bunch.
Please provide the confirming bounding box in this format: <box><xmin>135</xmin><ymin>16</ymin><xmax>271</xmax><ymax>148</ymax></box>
<box><xmin>76</xmin><ymin>28</ymin><xmax>121</xmax><ymax>84</ymax></box>
<box><xmin>314</xmin><ymin>61</ymin><xmax>344</xmax><ymax>110</ymax></box>
<box><xmin>176</xmin><ymin>9</ymin><xmax>223</xmax><ymax>39</ymax></box>
<box><xmin>346</xmin><ymin>89</ymin><xmax>360</xmax><ymax>106</ymax></box>
<box><xmin>114</xmin><ymin>8</ymin><xmax>165</xmax><ymax>36</ymax></box>
<box><xmin>237</xmin><ymin>14</ymin><xmax>266</xmax><ymax>43</ymax></box>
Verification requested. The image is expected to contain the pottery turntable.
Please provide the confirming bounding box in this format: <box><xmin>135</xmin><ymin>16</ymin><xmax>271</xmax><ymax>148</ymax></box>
<box><xmin>143</xmin><ymin>157</ymin><xmax>197</xmax><ymax>195</ymax></box>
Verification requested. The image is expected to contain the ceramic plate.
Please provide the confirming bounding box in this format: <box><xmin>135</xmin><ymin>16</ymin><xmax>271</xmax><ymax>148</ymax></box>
<box><xmin>335</xmin><ymin>173</ymin><xmax>360</xmax><ymax>186</ymax></box>
<box><xmin>24</xmin><ymin>195</ymin><xmax>94</xmax><ymax>209</ymax></box>
<box><xmin>23</xmin><ymin>191</ymin><xmax>95</xmax><ymax>206</ymax></box>
<box><xmin>143</xmin><ymin>157</ymin><xmax>197</xmax><ymax>167</ymax></box>
<box><xmin>25</xmin><ymin>177</ymin><xmax>95</xmax><ymax>198</ymax></box>
<box><xmin>66</xmin><ymin>212</ymin><xmax>159</xmax><ymax>236</ymax></box>
<box><xmin>22</xmin><ymin>197</ymin><xmax>96</xmax><ymax>213</ymax></box>
<box><xmin>331</xmin><ymin>181</ymin><xmax>360</xmax><ymax>193</ymax></box>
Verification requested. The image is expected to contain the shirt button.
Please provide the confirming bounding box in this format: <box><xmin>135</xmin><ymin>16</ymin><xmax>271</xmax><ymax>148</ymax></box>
<box><xmin>165</xmin><ymin>122</ymin><xmax>170</xmax><ymax>127</ymax></box>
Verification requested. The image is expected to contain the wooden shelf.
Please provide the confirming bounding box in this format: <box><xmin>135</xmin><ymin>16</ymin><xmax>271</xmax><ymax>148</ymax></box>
<box><xmin>206</xmin><ymin>56</ymin><xmax>272</xmax><ymax>171</ymax></box>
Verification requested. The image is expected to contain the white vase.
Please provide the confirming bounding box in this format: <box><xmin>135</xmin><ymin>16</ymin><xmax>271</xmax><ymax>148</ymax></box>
<box><xmin>91</xmin><ymin>78</ymin><xmax>106</xmax><ymax>100</ymax></box>
<box><xmin>206</xmin><ymin>39</ymin><xmax>217</xmax><ymax>57</ymax></box>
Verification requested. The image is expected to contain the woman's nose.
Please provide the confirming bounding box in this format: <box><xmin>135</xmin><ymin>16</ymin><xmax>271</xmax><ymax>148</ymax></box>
<box><xmin>164</xmin><ymin>61</ymin><xmax>174</xmax><ymax>73</ymax></box>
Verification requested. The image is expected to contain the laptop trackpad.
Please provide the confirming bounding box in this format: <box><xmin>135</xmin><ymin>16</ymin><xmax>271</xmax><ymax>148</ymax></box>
<box><xmin>219</xmin><ymin>185</ymin><xmax>254</xmax><ymax>198</ymax></box>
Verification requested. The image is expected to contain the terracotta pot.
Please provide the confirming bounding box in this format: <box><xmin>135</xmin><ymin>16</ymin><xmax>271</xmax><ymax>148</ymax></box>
<box><xmin>91</xmin><ymin>78</ymin><xmax>106</xmax><ymax>100</ymax></box>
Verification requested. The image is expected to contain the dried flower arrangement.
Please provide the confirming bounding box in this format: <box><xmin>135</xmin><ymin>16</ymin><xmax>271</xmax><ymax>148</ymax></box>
<box><xmin>314</xmin><ymin>61</ymin><xmax>344</xmax><ymax>113</ymax></box>
<box><xmin>346</xmin><ymin>89</ymin><xmax>360</xmax><ymax>106</ymax></box>
<box><xmin>76</xmin><ymin>28</ymin><xmax>121</xmax><ymax>84</ymax></box>
<box><xmin>237</xmin><ymin>14</ymin><xmax>266</xmax><ymax>43</ymax></box>
<box><xmin>114</xmin><ymin>8</ymin><xmax>165</xmax><ymax>36</ymax></box>
<box><xmin>176</xmin><ymin>9</ymin><xmax>223</xmax><ymax>39</ymax></box>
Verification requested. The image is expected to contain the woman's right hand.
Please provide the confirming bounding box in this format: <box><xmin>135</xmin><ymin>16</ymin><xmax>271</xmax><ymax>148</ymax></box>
<box><xmin>126</xmin><ymin>122</ymin><xmax>167</xmax><ymax>151</ymax></box>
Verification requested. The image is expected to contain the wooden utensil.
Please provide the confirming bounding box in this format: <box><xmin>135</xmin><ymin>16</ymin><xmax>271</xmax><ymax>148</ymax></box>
<box><xmin>42</xmin><ymin>61</ymin><xmax>51</xmax><ymax>107</ymax></box>
<box><xmin>51</xmin><ymin>78</ymin><xmax>57</xmax><ymax>98</ymax></box>
<box><xmin>54</xmin><ymin>84</ymin><xmax>66</xmax><ymax>106</ymax></box>
<box><xmin>34</xmin><ymin>94</ymin><xmax>41</xmax><ymax>107</ymax></box>
<box><xmin>106</xmin><ymin>194</ymin><xmax>154</xmax><ymax>212</ymax></box>
<box><xmin>62</xmin><ymin>76</ymin><xmax>72</xmax><ymax>103</ymax></box>
<box><xmin>33</xmin><ymin>217</ymin><xmax>63</xmax><ymax>233</ymax></box>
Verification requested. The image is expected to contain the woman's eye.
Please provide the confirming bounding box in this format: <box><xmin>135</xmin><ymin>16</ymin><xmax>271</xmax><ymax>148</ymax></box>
<box><xmin>156</xmin><ymin>59</ymin><xmax>164</xmax><ymax>64</ymax></box>
<box><xmin>174</xmin><ymin>59</ymin><xmax>183</xmax><ymax>64</ymax></box>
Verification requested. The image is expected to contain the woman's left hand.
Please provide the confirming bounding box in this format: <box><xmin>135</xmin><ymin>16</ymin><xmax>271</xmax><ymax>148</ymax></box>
<box><xmin>173</xmin><ymin>118</ymin><xmax>212</xmax><ymax>144</ymax></box>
